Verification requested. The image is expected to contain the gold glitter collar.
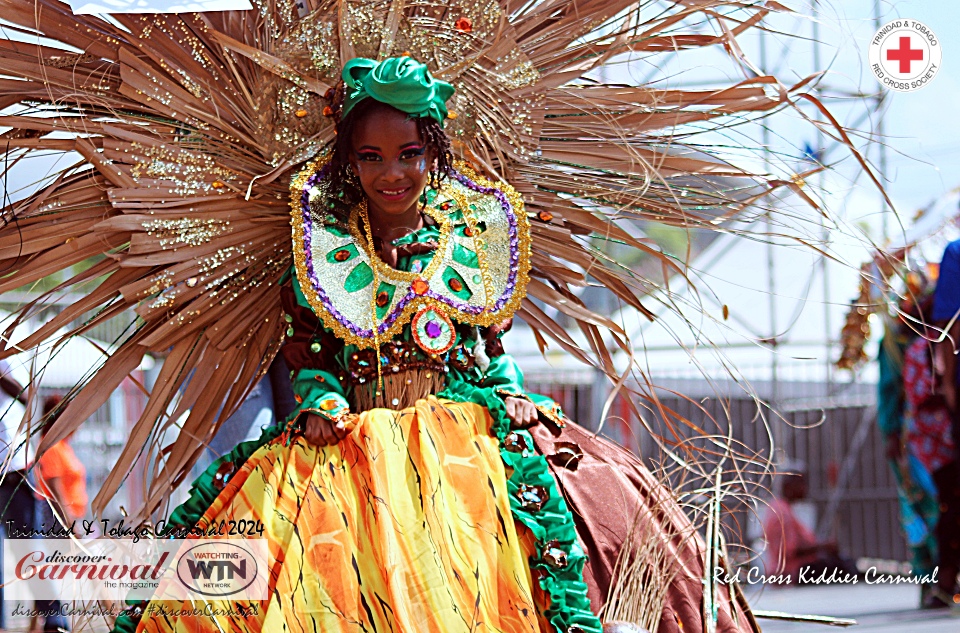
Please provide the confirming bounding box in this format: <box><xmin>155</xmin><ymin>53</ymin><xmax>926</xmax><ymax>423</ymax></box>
<box><xmin>290</xmin><ymin>159</ymin><xmax>531</xmax><ymax>349</ymax></box>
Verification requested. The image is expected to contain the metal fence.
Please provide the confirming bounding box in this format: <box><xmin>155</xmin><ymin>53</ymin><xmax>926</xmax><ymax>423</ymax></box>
<box><xmin>526</xmin><ymin>370</ymin><xmax>904</xmax><ymax>563</ymax></box>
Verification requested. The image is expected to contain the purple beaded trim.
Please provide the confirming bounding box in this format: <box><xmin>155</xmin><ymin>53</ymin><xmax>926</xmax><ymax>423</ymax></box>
<box><xmin>299</xmin><ymin>168</ymin><xmax>521</xmax><ymax>338</ymax></box>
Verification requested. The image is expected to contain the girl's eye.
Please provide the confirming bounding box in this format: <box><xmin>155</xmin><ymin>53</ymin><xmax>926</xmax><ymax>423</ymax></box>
<box><xmin>400</xmin><ymin>147</ymin><xmax>426</xmax><ymax>160</ymax></box>
<box><xmin>357</xmin><ymin>152</ymin><xmax>382</xmax><ymax>162</ymax></box>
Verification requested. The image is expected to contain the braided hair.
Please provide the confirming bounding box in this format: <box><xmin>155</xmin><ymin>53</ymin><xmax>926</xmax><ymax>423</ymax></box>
<box><xmin>325</xmin><ymin>86</ymin><xmax>453</xmax><ymax>220</ymax></box>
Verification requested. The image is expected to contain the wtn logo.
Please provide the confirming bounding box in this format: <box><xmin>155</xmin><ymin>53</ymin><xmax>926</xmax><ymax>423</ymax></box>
<box><xmin>185</xmin><ymin>559</ymin><xmax>247</xmax><ymax>581</ymax></box>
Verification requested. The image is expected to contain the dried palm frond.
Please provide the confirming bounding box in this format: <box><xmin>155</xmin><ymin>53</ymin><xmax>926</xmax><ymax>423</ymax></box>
<box><xmin>0</xmin><ymin>0</ymin><xmax>875</xmax><ymax>521</ymax></box>
<box><xmin>602</xmin><ymin>487</ymin><xmax>691</xmax><ymax>632</ymax></box>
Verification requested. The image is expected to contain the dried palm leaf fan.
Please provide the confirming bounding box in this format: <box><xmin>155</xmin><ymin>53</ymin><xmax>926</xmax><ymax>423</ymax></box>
<box><xmin>0</xmin><ymin>0</ymin><xmax>870</xmax><ymax>522</ymax></box>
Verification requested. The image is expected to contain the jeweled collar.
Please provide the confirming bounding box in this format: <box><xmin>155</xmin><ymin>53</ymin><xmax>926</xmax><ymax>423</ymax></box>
<box><xmin>290</xmin><ymin>158</ymin><xmax>530</xmax><ymax>349</ymax></box>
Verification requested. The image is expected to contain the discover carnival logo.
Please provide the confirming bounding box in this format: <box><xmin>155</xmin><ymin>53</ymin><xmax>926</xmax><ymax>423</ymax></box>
<box><xmin>869</xmin><ymin>19</ymin><xmax>941</xmax><ymax>92</ymax></box>
<box><xmin>3</xmin><ymin>538</ymin><xmax>269</xmax><ymax>602</ymax></box>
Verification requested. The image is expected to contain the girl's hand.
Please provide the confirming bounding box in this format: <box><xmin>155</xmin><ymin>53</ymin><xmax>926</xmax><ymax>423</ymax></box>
<box><xmin>304</xmin><ymin>413</ymin><xmax>353</xmax><ymax>445</ymax></box>
<box><xmin>504</xmin><ymin>397</ymin><xmax>538</xmax><ymax>429</ymax></box>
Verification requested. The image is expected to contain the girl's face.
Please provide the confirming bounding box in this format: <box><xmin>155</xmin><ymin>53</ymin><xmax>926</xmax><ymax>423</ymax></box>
<box><xmin>349</xmin><ymin>103</ymin><xmax>437</xmax><ymax>219</ymax></box>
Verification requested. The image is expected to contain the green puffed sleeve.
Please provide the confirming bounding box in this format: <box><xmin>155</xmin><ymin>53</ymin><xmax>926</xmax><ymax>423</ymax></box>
<box><xmin>481</xmin><ymin>353</ymin><xmax>526</xmax><ymax>396</ymax></box>
<box><xmin>282</xmin><ymin>271</ymin><xmax>352</xmax><ymax>426</ymax></box>
<box><xmin>474</xmin><ymin>350</ymin><xmax>569</xmax><ymax>429</ymax></box>
<box><xmin>290</xmin><ymin>369</ymin><xmax>350</xmax><ymax>424</ymax></box>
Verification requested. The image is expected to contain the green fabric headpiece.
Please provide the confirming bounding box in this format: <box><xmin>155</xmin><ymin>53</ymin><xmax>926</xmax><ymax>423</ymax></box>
<box><xmin>341</xmin><ymin>57</ymin><xmax>455</xmax><ymax>125</ymax></box>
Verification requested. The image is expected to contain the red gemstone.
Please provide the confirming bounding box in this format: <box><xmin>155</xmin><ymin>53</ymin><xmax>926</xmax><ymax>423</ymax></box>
<box><xmin>334</xmin><ymin>249</ymin><xmax>350</xmax><ymax>262</ymax></box>
<box><xmin>454</xmin><ymin>17</ymin><xmax>473</xmax><ymax>33</ymax></box>
<box><xmin>411</xmin><ymin>278</ymin><xmax>429</xmax><ymax>295</ymax></box>
<box><xmin>376</xmin><ymin>291</ymin><xmax>390</xmax><ymax>307</ymax></box>
<box><xmin>449</xmin><ymin>278</ymin><xmax>463</xmax><ymax>292</ymax></box>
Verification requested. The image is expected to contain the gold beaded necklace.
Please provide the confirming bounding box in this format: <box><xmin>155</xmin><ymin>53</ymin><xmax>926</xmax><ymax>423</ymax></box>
<box><xmin>349</xmin><ymin>196</ymin><xmax>451</xmax><ymax>284</ymax></box>
<box><xmin>358</xmin><ymin>198</ymin><xmax>385</xmax><ymax>396</ymax></box>
<box><xmin>453</xmin><ymin>187</ymin><xmax>494</xmax><ymax>313</ymax></box>
<box><xmin>355</xmin><ymin>185</ymin><xmax>498</xmax><ymax>394</ymax></box>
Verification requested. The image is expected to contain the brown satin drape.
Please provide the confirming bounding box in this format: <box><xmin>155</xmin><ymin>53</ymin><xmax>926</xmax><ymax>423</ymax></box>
<box><xmin>529</xmin><ymin>422</ymin><xmax>758</xmax><ymax>633</ymax></box>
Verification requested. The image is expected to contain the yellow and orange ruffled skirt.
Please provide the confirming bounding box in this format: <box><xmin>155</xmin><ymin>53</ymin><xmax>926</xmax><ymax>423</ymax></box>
<box><xmin>138</xmin><ymin>397</ymin><xmax>545</xmax><ymax>633</ymax></box>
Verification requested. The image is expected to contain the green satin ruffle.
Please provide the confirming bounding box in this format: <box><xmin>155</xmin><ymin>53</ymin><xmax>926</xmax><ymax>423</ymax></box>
<box><xmin>481</xmin><ymin>353</ymin><xmax>526</xmax><ymax>395</ymax></box>
<box><xmin>288</xmin><ymin>368</ymin><xmax>349</xmax><ymax>429</ymax></box>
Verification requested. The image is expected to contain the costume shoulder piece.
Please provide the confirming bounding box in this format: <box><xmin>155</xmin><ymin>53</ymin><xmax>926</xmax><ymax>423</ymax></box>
<box><xmin>290</xmin><ymin>160</ymin><xmax>530</xmax><ymax>349</ymax></box>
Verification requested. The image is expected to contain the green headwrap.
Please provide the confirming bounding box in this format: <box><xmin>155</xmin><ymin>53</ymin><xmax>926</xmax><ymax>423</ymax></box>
<box><xmin>341</xmin><ymin>57</ymin><xmax>455</xmax><ymax>125</ymax></box>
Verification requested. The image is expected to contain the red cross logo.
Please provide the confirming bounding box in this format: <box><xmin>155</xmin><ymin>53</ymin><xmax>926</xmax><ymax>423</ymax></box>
<box><xmin>886</xmin><ymin>36</ymin><xmax>924</xmax><ymax>73</ymax></box>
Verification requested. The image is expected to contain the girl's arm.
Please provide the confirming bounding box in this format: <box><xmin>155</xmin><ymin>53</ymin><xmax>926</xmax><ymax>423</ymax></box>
<box><xmin>466</xmin><ymin>320</ymin><xmax>553</xmax><ymax>429</ymax></box>
<box><xmin>280</xmin><ymin>282</ymin><xmax>352</xmax><ymax>431</ymax></box>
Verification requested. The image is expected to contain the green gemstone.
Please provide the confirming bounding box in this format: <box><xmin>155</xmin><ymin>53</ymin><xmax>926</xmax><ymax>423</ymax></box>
<box><xmin>283</xmin><ymin>313</ymin><xmax>293</xmax><ymax>323</ymax></box>
<box><xmin>286</xmin><ymin>326</ymin><xmax>295</xmax><ymax>337</ymax></box>
<box><xmin>452</xmin><ymin>243</ymin><xmax>479</xmax><ymax>268</ymax></box>
<box><xmin>310</xmin><ymin>342</ymin><xmax>322</xmax><ymax>353</ymax></box>
<box><xmin>472</xmin><ymin>275</ymin><xmax>482</xmax><ymax>283</ymax></box>
<box><xmin>344</xmin><ymin>261</ymin><xmax>374</xmax><ymax>292</ymax></box>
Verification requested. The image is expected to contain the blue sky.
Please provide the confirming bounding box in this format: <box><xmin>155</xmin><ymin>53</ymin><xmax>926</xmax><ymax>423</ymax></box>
<box><xmin>843</xmin><ymin>0</ymin><xmax>960</xmax><ymax>216</ymax></box>
<box><xmin>2</xmin><ymin>1</ymin><xmax>955</xmax><ymax>380</ymax></box>
<box><xmin>756</xmin><ymin>0</ymin><xmax>960</xmax><ymax>240</ymax></box>
<box><xmin>538</xmin><ymin>0</ymin><xmax>960</xmax><ymax>381</ymax></box>
<box><xmin>609</xmin><ymin>1</ymin><xmax>960</xmax><ymax>243</ymax></box>
<box><xmin>5</xmin><ymin>1</ymin><xmax>954</xmax><ymax>242</ymax></box>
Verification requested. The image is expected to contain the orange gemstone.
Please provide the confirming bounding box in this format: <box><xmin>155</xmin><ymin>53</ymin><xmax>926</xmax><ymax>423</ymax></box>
<box><xmin>211</xmin><ymin>180</ymin><xmax>225</xmax><ymax>189</ymax></box>
<box><xmin>295</xmin><ymin>108</ymin><xmax>308</xmax><ymax>118</ymax></box>
<box><xmin>447</xmin><ymin>111</ymin><xmax>458</xmax><ymax>120</ymax></box>
<box><xmin>411</xmin><ymin>278</ymin><xmax>429</xmax><ymax>295</ymax></box>
<box><xmin>538</xmin><ymin>210</ymin><xmax>554</xmax><ymax>222</ymax></box>
<box><xmin>454</xmin><ymin>17</ymin><xmax>473</xmax><ymax>33</ymax></box>
<box><xmin>448</xmin><ymin>278</ymin><xmax>463</xmax><ymax>292</ymax></box>
<box><xmin>323</xmin><ymin>105</ymin><xmax>334</xmax><ymax>117</ymax></box>
<box><xmin>334</xmin><ymin>249</ymin><xmax>350</xmax><ymax>262</ymax></box>
<box><xmin>319</xmin><ymin>398</ymin><xmax>339</xmax><ymax>411</ymax></box>
<box><xmin>376</xmin><ymin>291</ymin><xmax>390</xmax><ymax>307</ymax></box>
<box><xmin>463</xmin><ymin>226</ymin><xmax>474</xmax><ymax>237</ymax></box>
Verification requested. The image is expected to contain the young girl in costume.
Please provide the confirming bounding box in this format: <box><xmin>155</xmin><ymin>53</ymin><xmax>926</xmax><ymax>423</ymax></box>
<box><xmin>115</xmin><ymin>57</ymin><xmax>754</xmax><ymax>633</ymax></box>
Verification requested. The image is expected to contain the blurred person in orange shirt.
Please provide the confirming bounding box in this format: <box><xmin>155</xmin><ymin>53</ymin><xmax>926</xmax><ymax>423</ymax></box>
<box><xmin>36</xmin><ymin>395</ymin><xmax>88</xmax><ymax>525</ymax></box>
<box><xmin>32</xmin><ymin>395</ymin><xmax>88</xmax><ymax>633</ymax></box>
